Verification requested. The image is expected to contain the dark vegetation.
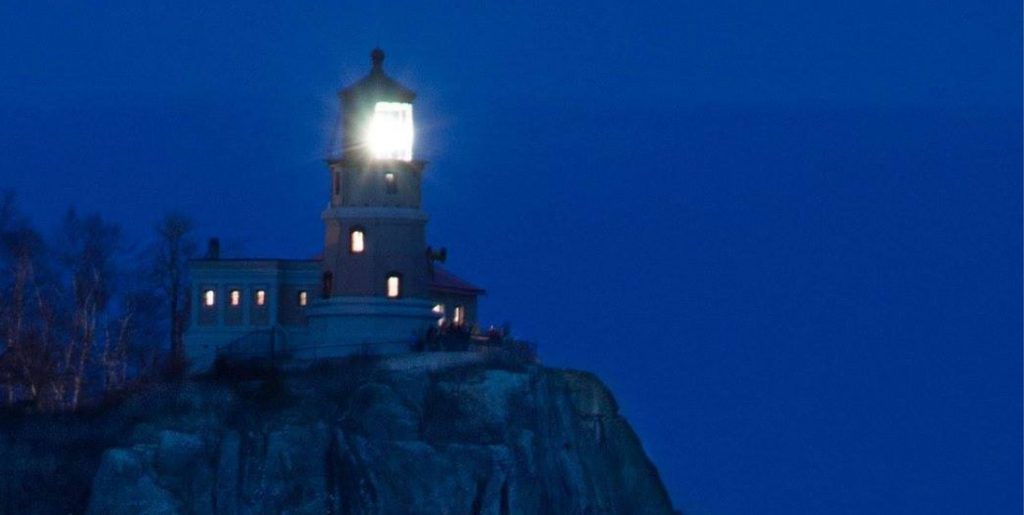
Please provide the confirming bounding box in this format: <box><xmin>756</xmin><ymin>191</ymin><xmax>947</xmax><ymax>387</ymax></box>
<box><xmin>0</xmin><ymin>190</ymin><xmax>197</xmax><ymax>412</ymax></box>
<box><xmin>0</xmin><ymin>381</ymin><xmax>195</xmax><ymax>514</ymax></box>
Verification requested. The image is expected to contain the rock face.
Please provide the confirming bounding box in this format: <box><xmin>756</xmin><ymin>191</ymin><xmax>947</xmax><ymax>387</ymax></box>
<box><xmin>4</xmin><ymin>360</ymin><xmax>675</xmax><ymax>514</ymax></box>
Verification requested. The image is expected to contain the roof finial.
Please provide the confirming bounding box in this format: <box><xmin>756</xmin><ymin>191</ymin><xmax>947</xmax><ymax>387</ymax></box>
<box><xmin>371</xmin><ymin>48</ymin><xmax>385</xmax><ymax>69</ymax></box>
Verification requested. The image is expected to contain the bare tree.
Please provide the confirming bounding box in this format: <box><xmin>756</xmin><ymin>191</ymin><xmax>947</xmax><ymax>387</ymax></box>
<box><xmin>57</xmin><ymin>209</ymin><xmax>123</xmax><ymax>410</ymax></box>
<box><xmin>0</xmin><ymin>192</ymin><xmax>48</xmax><ymax>406</ymax></box>
<box><xmin>0</xmin><ymin>193</ymin><xmax>199</xmax><ymax>410</ymax></box>
<box><xmin>152</xmin><ymin>214</ymin><xmax>197</xmax><ymax>367</ymax></box>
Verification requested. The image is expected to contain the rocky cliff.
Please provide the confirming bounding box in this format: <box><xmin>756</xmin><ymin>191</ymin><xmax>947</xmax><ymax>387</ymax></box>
<box><xmin>0</xmin><ymin>356</ymin><xmax>675</xmax><ymax>514</ymax></box>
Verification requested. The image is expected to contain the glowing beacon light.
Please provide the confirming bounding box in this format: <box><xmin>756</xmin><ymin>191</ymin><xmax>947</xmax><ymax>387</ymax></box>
<box><xmin>367</xmin><ymin>101</ymin><xmax>413</xmax><ymax>161</ymax></box>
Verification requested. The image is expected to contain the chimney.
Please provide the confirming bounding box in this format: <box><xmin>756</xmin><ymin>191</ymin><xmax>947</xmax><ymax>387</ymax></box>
<box><xmin>206</xmin><ymin>238</ymin><xmax>221</xmax><ymax>260</ymax></box>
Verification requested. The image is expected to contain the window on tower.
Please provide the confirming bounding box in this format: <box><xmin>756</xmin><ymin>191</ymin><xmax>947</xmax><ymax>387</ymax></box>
<box><xmin>386</xmin><ymin>273</ymin><xmax>402</xmax><ymax>298</ymax></box>
<box><xmin>350</xmin><ymin>228</ymin><xmax>365</xmax><ymax>253</ymax></box>
<box><xmin>367</xmin><ymin>102</ymin><xmax>413</xmax><ymax>161</ymax></box>
<box><xmin>384</xmin><ymin>173</ymin><xmax>397</xmax><ymax>194</ymax></box>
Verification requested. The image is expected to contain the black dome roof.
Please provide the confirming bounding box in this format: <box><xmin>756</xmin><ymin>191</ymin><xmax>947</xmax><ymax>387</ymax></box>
<box><xmin>340</xmin><ymin>48</ymin><xmax>415</xmax><ymax>103</ymax></box>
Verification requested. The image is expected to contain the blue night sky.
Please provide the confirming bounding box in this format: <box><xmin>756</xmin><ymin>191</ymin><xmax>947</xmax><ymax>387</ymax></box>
<box><xmin>0</xmin><ymin>1</ymin><xmax>1020</xmax><ymax>513</ymax></box>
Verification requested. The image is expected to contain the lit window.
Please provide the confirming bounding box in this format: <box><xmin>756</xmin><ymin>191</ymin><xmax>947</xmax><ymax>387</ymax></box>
<box><xmin>384</xmin><ymin>173</ymin><xmax>397</xmax><ymax>194</ymax></box>
<box><xmin>203</xmin><ymin>289</ymin><xmax>215</xmax><ymax>307</ymax></box>
<box><xmin>350</xmin><ymin>228</ymin><xmax>365</xmax><ymax>253</ymax></box>
<box><xmin>433</xmin><ymin>303</ymin><xmax>445</xmax><ymax>326</ymax></box>
<box><xmin>386</xmin><ymin>274</ymin><xmax>401</xmax><ymax>298</ymax></box>
<box><xmin>298</xmin><ymin>291</ymin><xmax>308</xmax><ymax>307</ymax></box>
<box><xmin>367</xmin><ymin>102</ymin><xmax>413</xmax><ymax>161</ymax></box>
<box><xmin>229</xmin><ymin>289</ymin><xmax>241</xmax><ymax>307</ymax></box>
<box><xmin>255</xmin><ymin>289</ymin><xmax>266</xmax><ymax>306</ymax></box>
<box><xmin>453</xmin><ymin>305</ymin><xmax>465</xmax><ymax>326</ymax></box>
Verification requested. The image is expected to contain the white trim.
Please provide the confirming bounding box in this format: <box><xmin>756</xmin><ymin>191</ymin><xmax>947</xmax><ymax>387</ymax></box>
<box><xmin>305</xmin><ymin>296</ymin><xmax>436</xmax><ymax>318</ymax></box>
<box><xmin>321</xmin><ymin>206</ymin><xmax>428</xmax><ymax>222</ymax></box>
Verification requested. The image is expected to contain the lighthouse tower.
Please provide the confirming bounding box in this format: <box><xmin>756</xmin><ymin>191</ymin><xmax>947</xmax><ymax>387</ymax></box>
<box><xmin>303</xmin><ymin>48</ymin><xmax>437</xmax><ymax>356</ymax></box>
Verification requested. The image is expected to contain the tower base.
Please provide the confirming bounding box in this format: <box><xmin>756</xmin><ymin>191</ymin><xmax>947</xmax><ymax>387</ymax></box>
<box><xmin>302</xmin><ymin>296</ymin><xmax>437</xmax><ymax>359</ymax></box>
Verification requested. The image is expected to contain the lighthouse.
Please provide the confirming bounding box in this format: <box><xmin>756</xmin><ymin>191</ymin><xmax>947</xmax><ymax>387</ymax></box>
<box><xmin>183</xmin><ymin>49</ymin><xmax>484</xmax><ymax>370</ymax></box>
<box><xmin>305</xmin><ymin>48</ymin><xmax>438</xmax><ymax>356</ymax></box>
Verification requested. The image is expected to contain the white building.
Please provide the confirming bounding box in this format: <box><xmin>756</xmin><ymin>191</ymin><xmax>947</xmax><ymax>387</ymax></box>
<box><xmin>184</xmin><ymin>49</ymin><xmax>484</xmax><ymax>371</ymax></box>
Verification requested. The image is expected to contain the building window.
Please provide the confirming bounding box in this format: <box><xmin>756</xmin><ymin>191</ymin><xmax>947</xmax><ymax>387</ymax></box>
<box><xmin>350</xmin><ymin>228</ymin><xmax>365</xmax><ymax>253</ymax></box>
<box><xmin>433</xmin><ymin>303</ymin><xmax>445</xmax><ymax>326</ymax></box>
<box><xmin>203</xmin><ymin>289</ymin><xmax>215</xmax><ymax>307</ymax></box>
<box><xmin>255</xmin><ymin>289</ymin><xmax>266</xmax><ymax>306</ymax></box>
<box><xmin>384</xmin><ymin>173</ymin><xmax>397</xmax><ymax>194</ymax></box>
<box><xmin>229</xmin><ymin>289</ymin><xmax>241</xmax><ymax>307</ymax></box>
<box><xmin>298</xmin><ymin>290</ymin><xmax>308</xmax><ymax>307</ymax></box>
<box><xmin>386</xmin><ymin>274</ymin><xmax>401</xmax><ymax>298</ymax></box>
<box><xmin>332</xmin><ymin>171</ymin><xmax>340</xmax><ymax>196</ymax></box>
<box><xmin>453</xmin><ymin>305</ymin><xmax>465</xmax><ymax>326</ymax></box>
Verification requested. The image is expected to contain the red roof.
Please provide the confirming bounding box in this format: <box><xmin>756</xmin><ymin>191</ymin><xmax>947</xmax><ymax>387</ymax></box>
<box><xmin>431</xmin><ymin>266</ymin><xmax>485</xmax><ymax>295</ymax></box>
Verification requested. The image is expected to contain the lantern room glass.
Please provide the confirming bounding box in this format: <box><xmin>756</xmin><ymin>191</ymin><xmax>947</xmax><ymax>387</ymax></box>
<box><xmin>367</xmin><ymin>102</ymin><xmax>413</xmax><ymax>161</ymax></box>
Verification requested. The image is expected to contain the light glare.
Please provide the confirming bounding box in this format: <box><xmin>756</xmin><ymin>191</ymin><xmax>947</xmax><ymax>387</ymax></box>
<box><xmin>433</xmin><ymin>303</ymin><xmax>445</xmax><ymax>326</ymax></box>
<box><xmin>367</xmin><ymin>102</ymin><xmax>413</xmax><ymax>161</ymax></box>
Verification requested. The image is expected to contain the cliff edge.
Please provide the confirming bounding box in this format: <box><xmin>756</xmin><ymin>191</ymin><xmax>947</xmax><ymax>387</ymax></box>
<box><xmin>1</xmin><ymin>356</ymin><xmax>675</xmax><ymax>514</ymax></box>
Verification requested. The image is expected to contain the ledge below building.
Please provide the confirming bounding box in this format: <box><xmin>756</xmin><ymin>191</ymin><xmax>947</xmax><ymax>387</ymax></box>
<box><xmin>302</xmin><ymin>296</ymin><xmax>437</xmax><ymax>360</ymax></box>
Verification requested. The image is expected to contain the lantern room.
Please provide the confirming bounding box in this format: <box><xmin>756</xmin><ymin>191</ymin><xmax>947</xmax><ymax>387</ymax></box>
<box><xmin>339</xmin><ymin>48</ymin><xmax>417</xmax><ymax>161</ymax></box>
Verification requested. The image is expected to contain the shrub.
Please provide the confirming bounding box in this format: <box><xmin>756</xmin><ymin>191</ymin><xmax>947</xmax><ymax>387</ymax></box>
<box><xmin>476</xmin><ymin>339</ymin><xmax>538</xmax><ymax>373</ymax></box>
<box><xmin>211</xmin><ymin>355</ymin><xmax>280</xmax><ymax>382</ymax></box>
